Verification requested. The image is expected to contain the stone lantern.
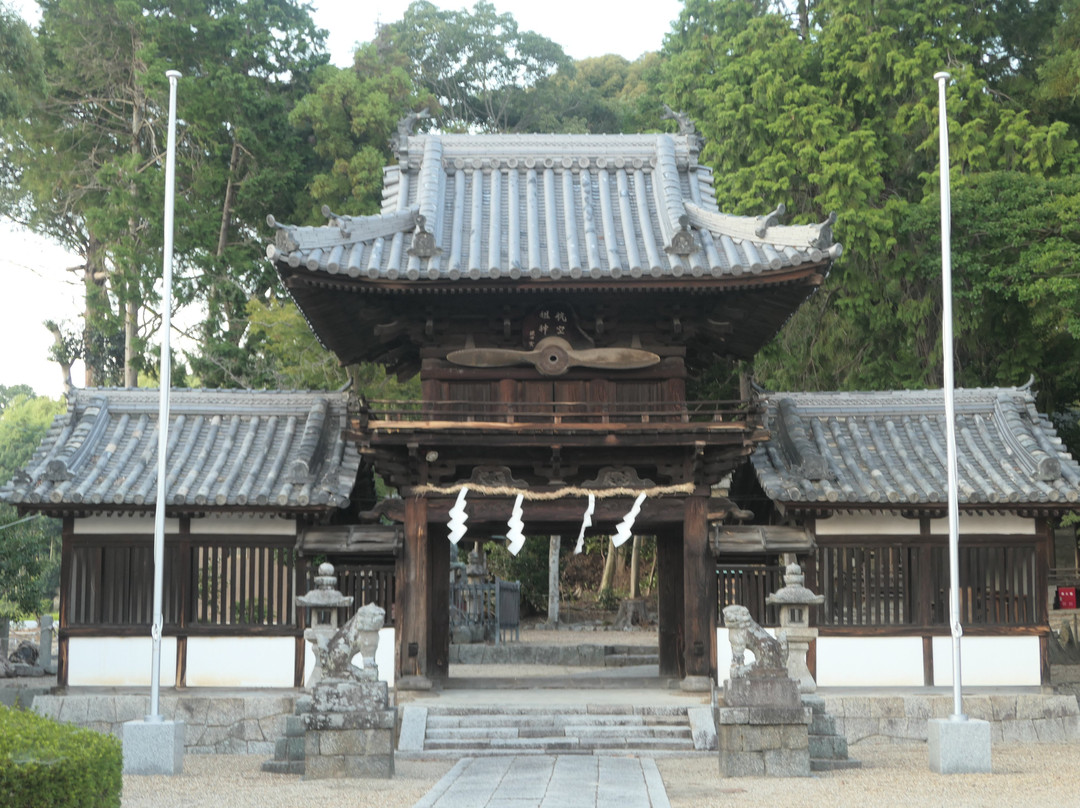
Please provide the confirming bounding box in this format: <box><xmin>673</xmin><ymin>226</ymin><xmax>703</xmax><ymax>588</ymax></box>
<box><xmin>765</xmin><ymin>562</ymin><xmax>824</xmax><ymax>693</ymax></box>
<box><xmin>296</xmin><ymin>562</ymin><xmax>353</xmax><ymax>686</ymax></box>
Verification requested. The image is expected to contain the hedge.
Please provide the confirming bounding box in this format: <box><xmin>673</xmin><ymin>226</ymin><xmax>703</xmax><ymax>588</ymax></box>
<box><xmin>0</xmin><ymin>705</ymin><xmax>122</xmax><ymax>808</ymax></box>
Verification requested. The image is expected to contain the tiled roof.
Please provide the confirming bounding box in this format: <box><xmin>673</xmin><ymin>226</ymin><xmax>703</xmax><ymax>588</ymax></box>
<box><xmin>751</xmin><ymin>387</ymin><xmax>1080</xmax><ymax>508</ymax></box>
<box><xmin>266</xmin><ymin>133</ymin><xmax>842</xmax><ymax>282</ymax></box>
<box><xmin>0</xmin><ymin>389</ymin><xmax>362</xmax><ymax>513</ymax></box>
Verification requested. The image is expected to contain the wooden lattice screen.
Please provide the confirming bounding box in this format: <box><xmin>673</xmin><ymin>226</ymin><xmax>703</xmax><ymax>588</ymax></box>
<box><xmin>815</xmin><ymin>539</ymin><xmax>1039</xmax><ymax>629</ymax></box>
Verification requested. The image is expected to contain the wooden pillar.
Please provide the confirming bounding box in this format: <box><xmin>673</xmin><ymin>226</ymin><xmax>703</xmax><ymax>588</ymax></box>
<box><xmin>430</xmin><ymin>518</ymin><xmax>450</xmax><ymax>680</ymax></box>
<box><xmin>683</xmin><ymin>495</ymin><xmax>716</xmax><ymax>683</ymax></box>
<box><xmin>657</xmin><ymin>531</ymin><xmax>684</xmax><ymax>678</ymax></box>
<box><xmin>57</xmin><ymin>517</ymin><xmax>73</xmax><ymax>688</ymax></box>
<box><xmin>397</xmin><ymin>496</ymin><xmax>430</xmax><ymax>682</ymax></box>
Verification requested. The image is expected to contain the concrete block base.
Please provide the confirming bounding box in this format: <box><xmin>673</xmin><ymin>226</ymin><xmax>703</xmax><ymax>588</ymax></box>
<box><xmin>122</xmin><ymin>719</ymin><xmax>185</xmax><ymax>775</ymax></box>
<box><xmin>928</xmin><ymin>717</ymin><xmax>992</xmax><ymax>774</ymax></box>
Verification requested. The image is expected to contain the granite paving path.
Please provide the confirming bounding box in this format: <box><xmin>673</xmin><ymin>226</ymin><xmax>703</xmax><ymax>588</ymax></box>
<box><xmin>411</xmin><ymin>755</ymin><xmax>671</xmax><ymax>808</ymax></box>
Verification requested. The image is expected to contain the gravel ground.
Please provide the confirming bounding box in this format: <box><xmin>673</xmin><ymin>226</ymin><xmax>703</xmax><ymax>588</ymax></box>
<box><xmin>659</xmin><ymin>743</ymin><xmax>1080</xmax><ymax>808</ymax></box>
<box><xmin>121</xmin><ymin>743</ymin><xmax>1080</xmax><ymax>808</ymax></box>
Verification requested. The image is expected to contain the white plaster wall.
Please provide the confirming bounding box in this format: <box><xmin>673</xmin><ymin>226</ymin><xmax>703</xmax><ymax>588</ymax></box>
<box><xmin>184</xmin><ymin>637</ymin><xmax>295</xmax><ymax>687</ymax></box>
<box><xmin>814</xmin><ymin>512</ymin><xmax>921</xmax><ymax>537</ymax></box>
<box><xmin>303</xmin><ymin>627</ymin><xmax>395</xmax><ymax>688</ymax></box>
<box><xmin>189</xmin><ymin>514</ymin><xmax>296</xmax><ymax>536</ymax></box>
<box><xmin>815</xmin><ymin>636</ymin><xmax>925</xmax><ymax>687</ymax></box>
<box><xmin>67</xmin><ymin>637</ymin><xmax>177</xmax><ymax>686</ymax></box>
<box><xmin>929</xmin><ymin>514</ymin><xmax>1034</xmax><ymax>536</ymax></box>
<box><xmin>73</xmin><ymin>516</ymin><xmax>179</xmax><ymax>535</ymax></box>
<box><xmin>931</xmin><ymin>635</ymin><xmax>1041</xmax><ymax>687</ymax></box>
<box><xmin>716</xmin><ymin>626</ymin><xmax>777</xmax><ymax>682</ymax></box>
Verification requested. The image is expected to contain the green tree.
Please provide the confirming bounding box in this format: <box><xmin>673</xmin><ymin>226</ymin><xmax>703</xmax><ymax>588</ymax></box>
<box><xmin>376</xmin><ymin>0</ymin><xmax>570</xmax><ymax>133</ymax></box>
<box><xmin>3</xmin><ymin>1</ymin><xmax>328</xmax><ymax>389</ymax></box>
<box><xmin>661</xmin><ymin>0</ymin><xmax>1079</xmax><ymax>404</ymax></box>
<box><xmin>0</xmin><ymin>392</ymin><xmax>64</xmax><ymax>619</ymax></box>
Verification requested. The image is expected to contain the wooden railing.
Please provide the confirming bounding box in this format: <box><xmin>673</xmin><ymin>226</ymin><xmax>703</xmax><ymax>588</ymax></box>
<box><xmin>359</xmin><ymin>399</ymin><xmax>757</xmax><ymax>426</ymax></box>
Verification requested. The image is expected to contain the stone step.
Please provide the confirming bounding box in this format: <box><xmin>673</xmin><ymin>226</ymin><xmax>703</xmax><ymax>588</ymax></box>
<box><xmin>560</xmin><ymin>724</ymin><xmax>691</xmax><ymax>739</ymax></box>
<box><xmin>426</xmin><ymin>726</ymin><xmax>520</xmax><ymax>740</ymax></box>
<box><xmin>412</xmin><ymin>702</ymin><xmax>700</xmax><ymax>757</ymax></box>
<box><xmin>809</xmin><ymin>733</ymin><xmax>849</xmax><ymax>760</ymax></box>
<box><xmin>260</xmin><ymin>759</ymin><xmax>305</xmax><ymax>775</ymax></box>
<box><xmin>427</xmin><ymin>714</ymin><xmax>650</xmax><ymax>729</ymax></box>
<box><xmin>811</xmin><ymin>758</ymin><xmax>863</xmax><ymax>772</ymax></box>
<box><xmin>604</xmin><ymin>654</ymin><xmax>660</xmax><ymax>668</ymax></box>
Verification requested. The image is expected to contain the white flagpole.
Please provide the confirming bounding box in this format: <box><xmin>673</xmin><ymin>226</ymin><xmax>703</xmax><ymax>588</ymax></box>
<box><xmin>934</xmin><ymin>70</ymin><xmax>965</xmax><ymax>720</ymax></box>
<box><xmin>149</xmin><ymin>69</ymin><xmax>181</xmax><ymax>721</ymax></box>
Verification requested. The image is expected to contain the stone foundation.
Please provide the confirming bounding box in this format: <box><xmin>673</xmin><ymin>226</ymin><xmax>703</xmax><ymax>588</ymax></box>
<box><xmin>821</xmin><ymin>692</ymin><xmax>1080</xmax><ymax>745</ymax></box>
<box><xmin>32</xmin><ymin>693</ymin><xmax>296</xmax><ymax>754</ymax></box>
<box><xmin>300</xmin><ymin>679</ymin><xmax>394</xmax><ymax>779</ymax></box>
<box><xmin>717</xmin><ymin>707</ymin><xmax>811</xmax><ymax>777</ymax></box>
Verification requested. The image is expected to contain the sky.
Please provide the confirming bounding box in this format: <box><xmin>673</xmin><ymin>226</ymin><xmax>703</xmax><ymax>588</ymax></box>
<box><xmin>0</xmin><ymin>0</ymin><xmax>684</xmax><ymax>399</ymax></box>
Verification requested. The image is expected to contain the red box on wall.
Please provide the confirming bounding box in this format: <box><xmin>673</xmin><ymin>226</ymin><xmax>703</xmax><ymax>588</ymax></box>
<box><xmin>1058</xmin><ymin>587</ymin><xmax>1077</xmax><ymax>610</ymax></box>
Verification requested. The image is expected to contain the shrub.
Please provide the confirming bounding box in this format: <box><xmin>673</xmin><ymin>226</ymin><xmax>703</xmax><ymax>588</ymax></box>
<box><xmin>0</xmin><ymin>705</ymin><xmax>122</xmax><ymax>808</ymax></box>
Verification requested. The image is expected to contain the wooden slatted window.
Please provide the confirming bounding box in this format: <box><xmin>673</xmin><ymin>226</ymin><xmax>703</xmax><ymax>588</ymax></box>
<box><xmin>317</xmin><ymin>562</ymin><xmax>396</xmax><ymax>627</ymax></box>
<box><xmin>815</xmin><ymin>539</ymin><xmax>1039</xmax><ymax>630</ymax></box>
<box><xmin>717</xmin><ymin>563</ymin><xmax>784</xmax><ymax>627</ymax></box>
<box><xmin>66</xmin><ymin>536</ymin><xmax>299</xmax><ymax>634</ymax></box>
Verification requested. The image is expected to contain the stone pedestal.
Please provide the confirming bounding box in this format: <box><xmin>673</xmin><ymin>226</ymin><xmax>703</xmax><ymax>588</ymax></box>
<box><xmin>718</xmin><ymin>672</ymin><xmax>810</xmax><ymax>777</ymax></box>
<box><xmin>928</xmin><ymin>717</ymin><xmax>992</xmax><ymax>774</ymax></box>
<box><xmin>301</xmin><ymin>679</ymin><xmax>395</xmax><ymax>779</ymax></box>
<box><xmin>122</xmin><ymin>719</ymin><xmax>185</xmax><ymax>775</ymax></box>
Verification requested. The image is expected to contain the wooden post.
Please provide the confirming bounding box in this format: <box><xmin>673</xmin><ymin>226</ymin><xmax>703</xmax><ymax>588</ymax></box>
<box><xmin>430</xmin><ymin>519</ymin><xmax>450</xmax><ymax>680</ymax></box>
<box><xmin>683</xmin><ymin>495</ymin><xmax>716</xmax><ymax>684</ymax></box>
<box><xmin>58</xmin><ymin>517</ymin><xmax>73</xmax><ymax>688</ymax></box>
<box><xmin>397</xmin><ymin>496</ymin><xmax>430</xmax><ymax>683</ymax></box>
<box><xmin>657</xmin><ymin>531</ymin><xmax>684</xmax><ymax>678</ymax></box>
<box><xmin>548</xmin><ymin>535</ymin><xmax>560</xmax><ymax>625</ymax></box>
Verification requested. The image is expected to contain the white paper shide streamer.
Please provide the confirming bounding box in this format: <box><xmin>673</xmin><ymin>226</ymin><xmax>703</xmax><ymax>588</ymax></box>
<box><xmin>506</xmin><ymin>493</ymin><xmax>526</xmax><ymax>555</ymax></box>
<box><xmin>447</xmin><ymin>486</ymin><xmax>469</xmax><ymax>544</ymax></box>
<box><xmin>574</xmin><ymin>494</ymin><xmax>595</xmax><ymax>554</ymax></box>
<box><xmin>612</xmin><ymin>493</ymin><xmax>646</xmax><ymax>547</ymax></box>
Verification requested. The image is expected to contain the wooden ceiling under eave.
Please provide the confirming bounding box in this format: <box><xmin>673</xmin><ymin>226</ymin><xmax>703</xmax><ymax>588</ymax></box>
<box><xmin>277</xmin><ymin>262</ymin><xmax>827</xmax><ymax>379</ymax></box>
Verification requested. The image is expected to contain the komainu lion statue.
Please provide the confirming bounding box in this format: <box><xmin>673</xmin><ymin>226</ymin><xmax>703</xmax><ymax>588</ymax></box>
<box><xmin>722</xmin><ymin>604</ymin><xmax>787</xmax><ymax>678</ymax></box>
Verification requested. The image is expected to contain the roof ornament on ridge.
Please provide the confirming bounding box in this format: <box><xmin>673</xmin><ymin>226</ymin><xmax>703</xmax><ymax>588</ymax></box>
<box><xmin>407</xmin><ymin>214</ymin><xmax>440</xmax><ymax>259</ymax></box>
<box><xmin>661</xmin><ymin>103</ymin><xmax>704</xmax><ymax>153</ymax></box>
<box><xmin>393</xmin><ymin>107</ymin><xmax>431</xmax><ymax>156</ymax></box>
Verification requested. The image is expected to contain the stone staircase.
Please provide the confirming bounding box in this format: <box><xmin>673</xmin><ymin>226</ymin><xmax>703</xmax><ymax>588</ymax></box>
<box><xmin>805</xmin><ymin>695</ymin><xmax>860</xmax><ymax>772</ymax></box>
<box><xmin>397</xmin><ymin>703</ymin><xmax>716</xmax><ymax>758</ymax></box>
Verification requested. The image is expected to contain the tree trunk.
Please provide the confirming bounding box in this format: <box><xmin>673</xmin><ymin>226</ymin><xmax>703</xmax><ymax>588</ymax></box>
<box><xmin>630</xmin><ymin>535</ymin><xmax>641</xmax><ymax>599</ymax></box>
<box><xmin>599</xmin><ymin>538</ymin><xmax>618</xmax><ymax>592</ymax></box>
<box><xmin>217</xmin><ymin>140</ymin><xmax>241</xmax><ymax>258</ymax></box>
<box><xmin>547</xmin><ymin>535</ymin><xmax>560</xmax><ymax>625</ymax></box>
<box><xmin>124</xmin><ymin>99</ymin><xmax>144</xmax><ymax>388</ymax></box>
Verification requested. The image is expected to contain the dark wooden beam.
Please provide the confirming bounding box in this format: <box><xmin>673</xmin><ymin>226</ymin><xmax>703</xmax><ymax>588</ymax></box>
<box><xmin>380</xmin><ymin>494</ymin><xmax>709</xmax><ymax>530</ymax></box>
<box><xmin>683</xmin><ymin>495</ymin><xmax>716</xmax><ymax>681</ymax></box>
<box><xmin>657</xmin><ymin>531</ymin><xmax>684</xmax><ymax>678</ymax></box>
<box><xmin>397</xmin><ymin>497</ymin><xmax>429</xmax><ymax>681</ymax></box>
<box><xmin>430</xmin><ymin>524</ymin><xmax>450</xmax><ymax>680</ymax></box>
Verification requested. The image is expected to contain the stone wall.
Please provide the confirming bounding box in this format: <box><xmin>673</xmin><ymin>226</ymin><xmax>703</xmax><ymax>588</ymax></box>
<box><xmin>32</xmin><ymin>693</ymin><xmax>297</xmax><ymax>754</ymax></box>
<box><xmin>821</xmin><ymin>693</ymin><xmax>1080</xmax><ymax>745</ymax></box>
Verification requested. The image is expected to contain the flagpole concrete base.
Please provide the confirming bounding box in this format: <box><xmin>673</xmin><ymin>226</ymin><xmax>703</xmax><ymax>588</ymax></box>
<box><xmin>122</xmin><ymin>718</ymin><xmax>185</xmax><ymax>775</ymax></box>
<box><xmin>928</xmin><ymin>717</ymin><xmax>991</xmax><ymax>774</ymax></box>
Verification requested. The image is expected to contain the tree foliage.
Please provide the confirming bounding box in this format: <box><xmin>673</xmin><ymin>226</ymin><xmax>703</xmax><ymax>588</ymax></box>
<box><xmin>0</xmin><ymin>391</ymin><xmax>64</xmax><ymax>619</ymax></box>
<box><xmin>3</xmin><ymin>1</ymin><xmax>328</xmax><ymax>389</ymax></box>
<box><xmin>661</xmin><ymin>0</ymin><xmax>1080</xmax><ymax>410</ymax></box>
